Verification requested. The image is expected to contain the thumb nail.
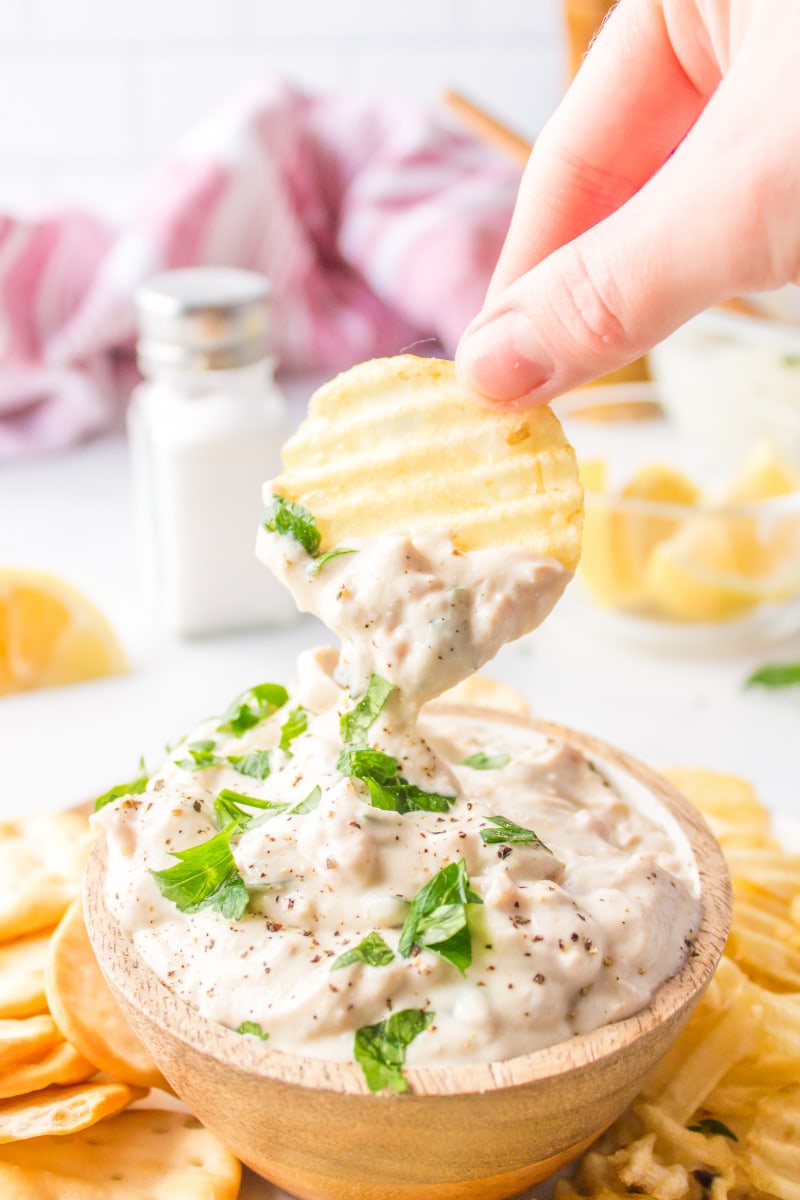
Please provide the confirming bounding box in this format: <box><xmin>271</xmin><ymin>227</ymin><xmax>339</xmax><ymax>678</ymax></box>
<box><xmin>457</xmin><ymin>310</ymin><xmax>554</xmax><ymax>402</ymax></box>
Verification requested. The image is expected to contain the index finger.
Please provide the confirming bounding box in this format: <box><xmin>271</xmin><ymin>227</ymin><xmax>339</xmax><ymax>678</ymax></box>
<box><xmin>487</xmin><ymin>0</ymin><xmax>707</xmax><ymax>301</ymax></box>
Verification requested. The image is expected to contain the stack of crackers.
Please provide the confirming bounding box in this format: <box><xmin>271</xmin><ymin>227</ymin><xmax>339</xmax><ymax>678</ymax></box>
<box><xmin>0</xmin><ymin>810</ymin><xmax>241</xmax><ymax>1197</ymax></box>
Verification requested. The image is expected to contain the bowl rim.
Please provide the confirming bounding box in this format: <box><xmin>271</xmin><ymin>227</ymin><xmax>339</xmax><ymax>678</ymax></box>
<box><xmin>85</xmin><ymin>707</ymin><xmax>732</xmax><ymax>1100</ymax></box>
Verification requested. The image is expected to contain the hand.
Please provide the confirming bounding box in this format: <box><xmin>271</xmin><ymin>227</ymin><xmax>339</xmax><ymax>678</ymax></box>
<box><xmin>456</xmin><ymin>0</ymin><xmax>800</xmax><ymax>405</ymax></box>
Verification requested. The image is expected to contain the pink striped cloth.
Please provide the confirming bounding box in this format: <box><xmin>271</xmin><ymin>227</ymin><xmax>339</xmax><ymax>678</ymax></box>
<box><xmin>0</xmin><ymin>80</ymin><xmax>521</xmax><ymax>457</ymax></box>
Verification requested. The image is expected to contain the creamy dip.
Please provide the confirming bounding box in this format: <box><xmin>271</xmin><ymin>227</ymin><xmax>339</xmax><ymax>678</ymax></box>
<box><xmin>95</xmin><ymin>510</ymin><xmax>700</xmax><ymax>1076</ymax></box>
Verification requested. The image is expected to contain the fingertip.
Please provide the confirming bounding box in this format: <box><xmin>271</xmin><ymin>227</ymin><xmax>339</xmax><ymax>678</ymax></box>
<box><xmin>455</xmin><ymin>310</ymin><xmax>556</xmax><ymax>405</ymax></box>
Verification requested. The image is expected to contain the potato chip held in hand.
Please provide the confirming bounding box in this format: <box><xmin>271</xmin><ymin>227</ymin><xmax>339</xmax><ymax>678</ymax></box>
<box><xmin>270</xmin><ymin>355</ymin><xmax>583</xmax><ymax>570</ymax></box>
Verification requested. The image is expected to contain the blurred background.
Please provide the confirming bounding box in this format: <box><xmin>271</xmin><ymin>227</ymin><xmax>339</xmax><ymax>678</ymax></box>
<box><xmin>1</xmin><ymin>0</ymin><xmax>798</xmax><ymax>816</ymax></box>
<box><xmin>0</xmin><ymin>0</ymin><xmax>562</xmax><ymax>219</ymax></box>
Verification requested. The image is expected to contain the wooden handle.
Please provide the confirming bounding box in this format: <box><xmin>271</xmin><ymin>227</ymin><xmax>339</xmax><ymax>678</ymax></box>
<box><xmin>443</xmin><ymin>90</ymin><xmax>531</xmax><ymax>166</ymax></box>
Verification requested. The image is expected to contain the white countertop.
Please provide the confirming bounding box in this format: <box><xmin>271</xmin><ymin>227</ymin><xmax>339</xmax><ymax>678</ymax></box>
<box><xmin>2</xmin><ymin>385</ymin><xmax>799</xmax><ymax>821</ymax></box>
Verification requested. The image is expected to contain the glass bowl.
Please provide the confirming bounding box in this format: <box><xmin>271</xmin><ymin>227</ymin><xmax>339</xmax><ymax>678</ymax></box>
<box><xmin>556</xmin><ymin>385</ymin><xmax>800</xmax><ymax>654</ymax></box>
<box><xmin>647</xmin><ymin>300</ymin><xmax>800</xmax><ymax>468</ymax></box>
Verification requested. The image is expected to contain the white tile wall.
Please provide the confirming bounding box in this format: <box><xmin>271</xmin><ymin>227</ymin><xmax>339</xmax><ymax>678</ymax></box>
<box><xmin>0</xmin><ymin>0</ymin><xmax>568</xmax><ymax>221</ymax></box>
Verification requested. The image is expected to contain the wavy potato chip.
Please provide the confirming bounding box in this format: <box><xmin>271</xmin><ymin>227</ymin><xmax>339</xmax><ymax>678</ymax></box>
<box><xmin>0</xmin><ymin>930</ymin><xmax>53</xmax><ymax>1019</ymax></box>
<box><xmin>0</xmin><ymin>812</ymin><xmax>92</xmax><ymax>940</ymax></box>
<box><xmin>271</xmin><ymin>356</ymin><xmax>583</xmax><ymax>570</ymax></box>
<box><xmin>431</xmin><ymin>672</ymin><xmax>529</xmax><ymax>716</ymax></box>
<box><xmin>0</xmin><ymin>1079</ymin><xmax>145</xmax><ymax>1144</ymax></box>
<box><xmin>0</xmin><ymin>1108</ymin><xmax>241</xmax><ymax>1198</ymax></box>
<box><xmin>46</xmin><ymin>899</ymin><xmax>166</xmax><ymax>1090</ymax></box>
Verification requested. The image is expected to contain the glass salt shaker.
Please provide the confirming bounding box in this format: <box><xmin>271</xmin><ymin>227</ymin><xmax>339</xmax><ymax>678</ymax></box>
<box><xmin>128</xmin><ymin>268</ymin><xmax>296</xmax><ymax>636</ymax></box>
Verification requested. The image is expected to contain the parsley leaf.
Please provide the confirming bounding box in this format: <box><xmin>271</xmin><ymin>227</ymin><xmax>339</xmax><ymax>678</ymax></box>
<box><xmin>354</xmin><ymin>1008</ymin><xmax>434</xmax><ymax>1093</ymax></box>
<box><xmin>480</xmin><ymin>815</ymin><xmax>553</xmax><ymax>852</ymax></box>
<box><xmin>459</xmin><ymin>751</ymin><xmax>510</xmax><ymax>771</ymax></box>
<box><xmin>228</xmin><ymin>750</ymin><xmax>272</xmax><ymax>780</ymax></box>
<box><xmin>262</xmin><ymin>495</ymin><xmax>321</xmax><ymax>556</ymax></box>
<box><xmin>237</xmin><ymin>1021</ymin><xmax>269</xmax><ymax>1041</ymax></box>
<box><xmin>214</xmin><ymin>789</ymin><xmax>288</xmax><ymax>831</ymax></box>
<box><xmin>278</xmin><ymin>706</ymin><xmax>308</xmax><ymax>755</ymax></box>
<box><xmin>337</xmin><ymin>747</ymin><xmax>455</xmax><ymax>814</ymax></box>
<box><xmin>687</xmin><ymin>1117</ymin><xmax>738</xmax><ymax>1142</ymax></box>
<box><xmin>213</xmin><ymin>873</ymin><xmax>251</xmax><ymax>920</ymax></box>
<box><xmin>174</xmin><ymin>740</ymin><xmax>221</xmax><ymax>771</ymax></box>
<box><xmin>398</xmin><ymin>859</ymin><xmax>482</xmax><ymax>975</ymax></box>
<box><xmin>94</xmin><ymin>757</ymin><xmax>148</xmax><ymax>812</ymax></box>
<box><xmin>218</xmin><ymin>683</ymin><xmax>288</xmax><ymax>738</ymax></box>
<box><xmin>340</xmin><ymin>675</ymin><xmax>394</xmax><ymax>745</ymax></box>
<box><xmin>745</xmin><ymin>662</ymin><xmax>800</xmax><ymax>689</ymax></box>
<box><xmin>331</xmin><ymin>932</ymin><xmax>395</xmax><ymax>971</ymax></box>
<box><xmin>290</xmin><ymin>785</ymin><xmax>321</xmax><ymax>814</ymax></box>
<box><xmin>307</xmin><ymin>547</ymin><xmax>358</xmax><ymax>576</ymax></box>
<box><xmin>151</xmin><ymin>825</ymin><xmax>249</xmax><ymax>920</ymax></box>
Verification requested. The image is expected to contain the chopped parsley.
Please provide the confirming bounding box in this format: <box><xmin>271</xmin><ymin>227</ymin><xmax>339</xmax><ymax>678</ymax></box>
<box><xmin>151</xmin><ymin>825</ymin><xmax>249</xmax><ymax>920</ymax></box>
<box><xmin>228</xmin><ymin>750</ymin><xmax>272</xmax><ymax>781</ymax></box>
<box><xmin>217</xmin><ymin>682</ymin><xmax>288</xmax><ymax>738</ymax></box>
<box><xmin>262</xmin><ymin>495</ymin><xmax>321</xmax><ymax>556</ymax></box>
<box><xmin>331</xmin><ymin>932</ymin><xmax>395</xmax><ymax>971</ymax></box>
<box><xmin>398</xmin><ymin>859</ymin><xmax>482</xmax><ymax>975</ymax></box>
<box><xmin>459</xmin><ymin>751</ymin><xmax>510</xmax><ymax>771</ymax></box>
<box><xmin>337</xmin><ymin>747</ymin><xmax>455</xmax><ymax>814</ymax></box>
<box><xmin>340</xmin><ymin>675</ymin><xmax>394</xmax><ymax>745</ymax></box>
<box><xmin>290</xmin><ymin>785</ymin><xmax>321</xmax><ymax>814</ymax></box>
<box><xmin>278</xmin><ymin>706</ymin><xmax>308</xmax><ymax>755</ymax></box>
<box><xmin>480</xmin><ymin>815</ymin><xmax>553</xmax><ymax>852</ymax></box>
<box><xmin>354</xmin><ymin>1008</ymin><xmax>434</xmax><ymax>1093</ymax></box>
<box><xmin>94</xmin><ymin>757</ymin><xmax>148</xmax><ymax>812</ymax></box>
<box><xmin>213</xmin><ymin>789</ymin><xmax>287</xmax><ymax>830</ymax></box>
<box><xmin>307</xmin><ymin>547</ymin><xmax>358</xmax><ymax>575</ymax></box>
<box><xmin>688</xmin><ymin>1117</ymin><xmax>738</xmax><ymax>1141</ymax></box>
<box><xmin>745</xmin><ymin>661</ymin><xmax>800</xmax><ymax>689</ymax></box>
<box><xmin>174</xmin><ymin>740</ymin><xmax>220</xmax><ymax>771</ymax></box>
<box><xmin>237</xmin><ymin>1021</ymin><xmax>269</xmax><ymax>1041</ymax></box>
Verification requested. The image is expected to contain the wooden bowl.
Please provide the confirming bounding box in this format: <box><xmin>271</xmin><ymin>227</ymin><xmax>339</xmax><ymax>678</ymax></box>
<box><xmin>84</xmin><ymin>711</ymin><xmax>732</xmax><ymax>1200</ymax></box>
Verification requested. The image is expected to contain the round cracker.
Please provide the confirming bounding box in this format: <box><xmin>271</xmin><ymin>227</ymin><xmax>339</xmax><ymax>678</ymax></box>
<box><xmin>0</xmin><ymin>1017</ymin><xmax>62</xmax><ymax>1071</ymax></box>
<box><xmin>0</xmin><ymin>929</ymin><xmax>53</xmax><ymax>1019</ymax></box>
<box><xmin>0</xmin><ymin>812</ymin><xmax>93</xmax><ymax>940</ymax></box>
<box><xmin>45</xmin><ymin>899</ymin><xmax>166</xmax><ymax>1091</ymax></box>
<box><xmin>0</xmin><ymin>1080</ymin><xmax>146</xmax><ymax>1144</ymax></box>
<box><xmin>0</xmin><ymin>1108</ymin><xmax>241</xmax><ymax>1198</ymax></box>
<box><xmin>0</xmin><ymin>1039</ymin><xmax>94</xmax><ymax>1101</ymax></box>
<box><xmin>271</xmin><ymin>356</ymin><xmax>583</xmax><ymax>569</ymax></box>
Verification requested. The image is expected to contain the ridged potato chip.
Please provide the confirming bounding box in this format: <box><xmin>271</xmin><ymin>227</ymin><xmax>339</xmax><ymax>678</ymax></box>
<box><xmin>430</xmin><ymin>672</ymin><xmax>529</xmax><ymax>716</ymax></box>
<box><xmin>46</xmin><ymin>900</ymin><xmax>166</xmax><ymax>1090</ymax></box>
<box><xmin>271</xmin><ymin>356</ymin><xmax>583</xmax><ymax>569</ymax></box>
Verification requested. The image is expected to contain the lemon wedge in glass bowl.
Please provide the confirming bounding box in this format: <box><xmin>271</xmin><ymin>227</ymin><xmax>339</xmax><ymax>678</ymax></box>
<box><xmin>643</xmin><ymin>512</ymin><xmax>800</xmax><ymax>622</ymax></box>
<box><xmin>0</xmin><ymin>569</ymin><xmax>127</xmax><ymax>696</ymax></box>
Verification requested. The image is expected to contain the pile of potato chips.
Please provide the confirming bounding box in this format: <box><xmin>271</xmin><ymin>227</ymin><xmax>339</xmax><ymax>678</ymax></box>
<box><xmin>559</xmin><ymin>769</ymin><xmax>800</xmax><ymax>1200</ymax></box>
<box><xmin>0</xmin><ymin>810</ymin><xmax>240</xmax><ymax>1197</ymax></box>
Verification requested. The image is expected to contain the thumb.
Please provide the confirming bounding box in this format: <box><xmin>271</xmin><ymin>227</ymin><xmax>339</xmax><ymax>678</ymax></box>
<box><xmin>456</xmin><ymin>82</ymin><xmax>785</xmax><ymax>405</ymax></box>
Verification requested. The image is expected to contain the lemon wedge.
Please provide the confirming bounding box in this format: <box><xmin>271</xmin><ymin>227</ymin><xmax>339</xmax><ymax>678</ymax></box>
<box><xmin>0</xmin><ymin>570</ymin><xmax>127</xmax><ymax>696</ymax></box>
<box><xmin>579</xmin><ymin>461</ymin><xmax>699</xmax><ymax>610</ymax></box>
<box><xmin>578</xmin><ymin>460</ymin><xmax>606</xmax><ymax>492</ymax></box>
<box><xmin>725</xmin><ymin>444</ymin><xmax>800</xmax><ymax>503</ymax></box>
<box><xmin>644</xmin><ymin>517</ymin><xmax>800</xmax><ymax>622</ymax></box>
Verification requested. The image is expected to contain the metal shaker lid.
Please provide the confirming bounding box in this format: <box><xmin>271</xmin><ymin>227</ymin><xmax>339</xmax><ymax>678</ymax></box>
<box><xmin>136</xmin><ymin>268</ymin><xmax>272</xmax><ymax>374</ymax></box>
